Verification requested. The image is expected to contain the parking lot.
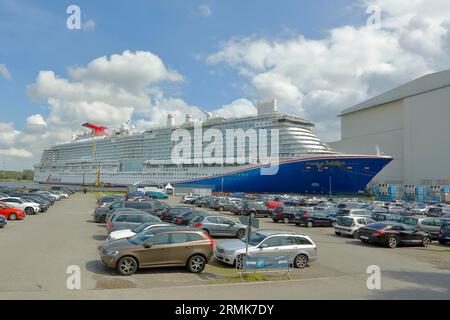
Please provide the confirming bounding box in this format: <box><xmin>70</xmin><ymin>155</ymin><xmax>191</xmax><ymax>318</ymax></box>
<box><xmin>0</xmin><ymin>192</ymin><xmax>449</xmax><ymax>299</ymax></box>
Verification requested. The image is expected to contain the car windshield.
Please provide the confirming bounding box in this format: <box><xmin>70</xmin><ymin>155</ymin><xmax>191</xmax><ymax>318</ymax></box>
<box><xmin>131</xmin><ymin>223</ymin><xmax>152</xmax><ymax>233</ymax></box>
<box><xmin>128</xmin><ymin>229</ymin><xmax>156</xmax><ymax>245</ymax></box>
<box><xmin>337</xmin><ymin>217</ymin><xmax>354</xmax><ymax>226</ymax></box>
<box><xmin>398</xmin><ymin>217</ymin><xmax>418</xmax><ymax>226</ymax></box>
<box><xmin>243</xmin><ymin>232</ymin><xmax>267</xmax><ymax>246</ymax></box>
<box><xmin>337</xmin><ymin>209</ymin><xmax>350</xmax><ymax>215</ymax></box>
<box><xmin>366</xmin><ymin>223</ymin><xmax>389</xmax><ymax>230</ymax></box>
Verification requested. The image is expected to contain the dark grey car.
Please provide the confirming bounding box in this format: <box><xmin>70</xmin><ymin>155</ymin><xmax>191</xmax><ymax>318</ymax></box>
<box><xmin>94</xmin><ymin>200</ymin><xmax>166</xmax><ymax>223</ymax></box>
<box><xmin>106</xmin><ymin>212</ymin><xmax>162</xmax><ymax>234</ymax></box>
<box><xmin>188</xmin><ymin>214</ymin><xmax>248</xmax><ymax>239</ymax></box>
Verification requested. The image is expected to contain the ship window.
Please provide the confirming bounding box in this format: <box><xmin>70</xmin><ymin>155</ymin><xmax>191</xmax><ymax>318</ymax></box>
<box><xmin>346</xmin><ymin>166</ymin><xmax>353</xmax><ymax>170</ymax></box>
<box><xmin>323</xmin><ymin>166</ymin><xmax>329</xmax><ymax>170</ymax></box>
<box><xmin>364</xmin><ymin>166</ymin><xmax>370</xmax><ymax>170</ymax></box>
<box><xmin>306</xmin><ymin>166</ymin><xmax>311</xmax><ymax>170</ymax></box>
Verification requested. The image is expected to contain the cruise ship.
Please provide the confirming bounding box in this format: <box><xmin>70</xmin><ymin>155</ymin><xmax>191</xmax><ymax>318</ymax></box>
<box><xmin>34</xmin><ymin>100</ymin><xmax>392</xmax><ymax>194</ymax></box>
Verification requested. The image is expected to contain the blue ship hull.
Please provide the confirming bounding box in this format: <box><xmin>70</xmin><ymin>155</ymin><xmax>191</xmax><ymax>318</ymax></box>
<box><xmin>176</xmin><ymin>155</ymin><xmax>393</xmax><ymax>194</ymax></box>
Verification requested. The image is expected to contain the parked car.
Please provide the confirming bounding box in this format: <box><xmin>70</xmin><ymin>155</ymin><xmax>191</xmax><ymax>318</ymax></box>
<box><xmin>189</xmin><ymin>214</ymin><xmax>248</xmax><ymax>239</ymax></box>
<box><xmin>241</xmin><ymin>202</ymin><xmax>272</xmax><ymax>217</ymax></box>
<box><xmin>195</xmin><ymin>196</ymin><xmax>215</xmax><ymax>208</ymax></box>
<box><xmin>99</xmin><ymin>227</ymin><xmax>214</xmax><ymax>275</ymax></box>
<box><xmin>295</xmin><ymin>210</ymin><xmax>337</xmax><ymax>228</ymax></box>
<box><xmin>97</xmin><ymin>195</ymin><xmax>124</xmax><ymax>206</ymax></box>
<box><xmin>211</xmin><ymin>198</ymin><xmax>235</xmax><ymax>211</ymax></box>
<box><xmin>106</xmin><ymin>212</ymin><xmax>162</xmax><ymax>234</ymax></box>
<box><xmin>0</xmin><ymin>215</ymin><xmax>7</xmax><ymax>228</ymax></box>
<box><xmin>425</xmin><ymin>207</ymin><xmax>444</xmax><ymax>217</ymax></box>
<box><xmin>371</xmin><ymin>213</ymin><xmax>402</xmax><ymax>223</ymax></box>
<box><xmin>172</xmin><ymin>210</ymin><xmax>206</xmax><ymax>226</ymax></box>
<box><xmin>107</xmin><ymin>222</ymin><xmax>173</xmax><ymax>241</ymax></box>
<box><xmin>397</xmin><ymin>216</ymin><xmax>442</xmax><ymax>239</ymax></box>
<box><xmin>271</xmin><ymin>206</ymin><xmax>297</xmax><ymax>223</ymax></box>
<box><xmin>358</xmin><ymin>222</ymin><xmax>432</xmax><ymax>248</ymax></box>
<box><xmin>438</xmin><ymin>222</ymin><xmax>450</xmax><ymax>244</ymax></box>
<box><xmin>214</xmin><ymin>230</ymin><xmax>318</xmax><ymax>269</ymax></box>
<box><xmin>0</xmin><ymin>202</ymin><xmax>25</xmax><ymax>220</ymax></box>
<box><xmin>159</xmin><ymin>206</ymin><xmax>193</xmax><ymax>221</ymax></box>
<box><xmin>442</xmin><ymin>213</ymin><xmax>450</xmax><ymax>221</ymax></box>
<box><xmin>19</xmin><ymin>195</ymin><xmax>50</xmax><ymax>212</ymax></box>
<box><xmin>30</xmin><ymin>190</ymin><xmax>59</xmax><ymax>201</ymax></box>
<box><xmin>0</xmin><ymin>197</ymin><xmax>40</xmax><ymax>215</ymax></box>
<box><xmin>94</xmin><ymin>201</ymin><xmax>167</xmax><ymax>222</ymax></box>
<box><xmin>182</xmin><ymin>195</ymin><xmax>200</xmax><ymax>204</ymax></box>
<box><xmin>335</xmin><ymin>216</ymin><xmax>375</xmax><ymax>238</ymax></box>
<box><xmin>144</xmin><ymin>191</ymin><xmax>168</xmax><ymax>199</ymax></box>
<box><xmin>336</xmin><ymin>208</ymin><xmax>372</xmax><ymax>217</ymax></box>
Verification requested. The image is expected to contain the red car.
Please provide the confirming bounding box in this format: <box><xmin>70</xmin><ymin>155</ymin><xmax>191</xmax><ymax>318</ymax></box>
<box><xmin>0</xmin><ymin>201</ymin><xmax>25</xmax><ymax>220</ymax></box>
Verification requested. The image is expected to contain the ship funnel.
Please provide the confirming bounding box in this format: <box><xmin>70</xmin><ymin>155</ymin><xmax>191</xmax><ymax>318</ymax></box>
<box><xmin>167</xmin><ymin>114</ymin><xmax>174</xmax><ymax>127</ymax></box>
<box><xmin>185</xmin><ymin>114</ymin><xmax>192</xmax><ymax>124</ymax></box>
<box><xmin>257</xmin><ymin>99</ymin><xmax>278</xmax><ymax>116</ymax></box>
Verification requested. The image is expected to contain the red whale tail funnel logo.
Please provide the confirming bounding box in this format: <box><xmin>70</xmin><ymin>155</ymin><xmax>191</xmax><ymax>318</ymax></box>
<box><xmin>82</xmin><ymin>123</ymin><xmax>108</xmax><ymax>136</ymax></box>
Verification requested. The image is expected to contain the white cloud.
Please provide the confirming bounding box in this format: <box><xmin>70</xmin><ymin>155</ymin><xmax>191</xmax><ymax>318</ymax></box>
<box><xmin>0</xmin><ymin>148</ymin><xmax>33</xmax><ymax>158</ymax></box>
<box><xmin>198</xmin><ymin>4</ymin><xmax>212</xmax><ymax>17</ymax></box>
<box><xmin>213</xmin><ymin>99</ymin><xmax>257</xmax><ymax>118</ymax></box>
<box><xmin>207</xmin><ymin>0</ymin><xmax>450</xmax><ymax>141</ymax></box>
<box><xmin>26</xmin><ymin>114</ymin><xmax>47</xmax><ymax>127</ymax></box>
<box><xmin>82</xmin><ymin>19</ymin><xmax>96</xmax><ymax>31</ymax></box>
<box><xmin>0</xmin><ymin>64</ymin><xmax>12</xmax><ymax>80</ymax></box>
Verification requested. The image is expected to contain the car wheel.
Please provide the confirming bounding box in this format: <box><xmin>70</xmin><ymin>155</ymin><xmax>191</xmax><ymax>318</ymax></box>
<box><xmin>202</xmin><ymin>229</ymin><xmax>210</xmax><ymax>236</ymax></box>
<box><xmin>9</xmin><ymin>213</ymin><xmax>17</xmax><ymax>221</ymax></box>
<box><xmin>335</xmin><ymin>231</ymin><xmax>341</xmax><ymax>236</ymax></box>
<box><xmin>272</xmin><ymin>219</ymin><xmax>278</xmax><ymax>223</ymax></box>
<box><xmin>250</xmin><ymin>212</ymin><xmax>256</xmax><ymax>218</ymax></box>
<box><xmin>236</xmin><ymin>254</ymin><xmax>245</xmax><ymax>269</ymax></box>
<box><xmin>361</xmin><ymin>239</ymin><xmax>368</xmax><ymax>243</ymax></box>
<box><xmin>219</xmin><ymin>206</ymin><xmax>224</xmax><ymax>211</ymax></box>
<box><xmin>353</xmin><ymin>231</ymin><xmax>360</xmax><ymax>239</ymax></box>
<box><xmin>387</xmin><ymin>236</ymin><xmax>398</xmax><ymax>248</ymax></box>
<box><xmin>117</xmin><ymin>256</ymin><xmax>138</xmax><ymax>276</ymax></box>
<box><xmin>25</xmin><ymin>207</ymin><xmax>34</xmax><ymax>215</ymax></box>
<box><xmin>100</xmin><ymin>216</ymin><xmax>107</xmax><ymax>223</ymax></box>
<box><xmin>295</xmin><ymin>223</ymin><xmax>300</xmax><ymax>226</ymax></box>
<box><xmin>439</xmin><ymin>240</ymin><xmax>447</xmax><ymax>245</ymax></box>
<box><xmin>306</xmin><ymin>221</ymin><xmax>313</xmax><ymax>228</ymax></box>
<box><xmin>283</xmin><ymin>217</ymin><xmax>290</xmax><ymax>224</ymax></box>
<box><xmin>422</xmin><ymin>236</ymin><xmax>431</xmax><ymax>247</ymax></box>
<box><xmin>294</xmin><ymin>254</ymin><xmax>309</xmax><ymax>269</ymax></box>
<box><xmin>187</xmin><ymin>255</ymin><xmax>206</xmax><ymax>273</ymax></box>
<box><xmin>331</xmin><ymin>221</ymin><xmax>337</xmax><ymax>228</ymax></box>
<box><xmin>236</xmin><ymin>229</ymin><xmax>246</xmax><ymax>239</ymax></box>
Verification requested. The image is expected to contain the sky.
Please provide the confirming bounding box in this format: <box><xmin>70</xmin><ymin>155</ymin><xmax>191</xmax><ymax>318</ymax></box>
<box><xmin>1</xmin><ymin>0</ymin><xmax>450</xmax><ymax>170</ymax></box>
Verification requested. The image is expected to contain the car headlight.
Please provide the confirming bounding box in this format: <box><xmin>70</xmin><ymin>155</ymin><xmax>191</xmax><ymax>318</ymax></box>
<box><xmin>107</xmin><ymin>250</ymin><xmax>119</xmax><ymax>257</ymax></box>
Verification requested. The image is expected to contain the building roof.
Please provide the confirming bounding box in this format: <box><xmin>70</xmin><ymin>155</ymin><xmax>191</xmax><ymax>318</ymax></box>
<box><xmin>340</xmin><ymin>69</ymin><xmax>450</xmax><ymax>116</ymax></box>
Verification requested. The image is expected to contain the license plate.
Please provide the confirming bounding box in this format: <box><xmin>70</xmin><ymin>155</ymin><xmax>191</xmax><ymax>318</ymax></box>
<box><xmin>360</xmin><ymin>235</ymin><xmax>369</xmax><ymax>240</ymax></box>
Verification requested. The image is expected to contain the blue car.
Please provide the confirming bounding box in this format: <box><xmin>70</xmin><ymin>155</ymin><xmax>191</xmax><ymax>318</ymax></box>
<box><xmin>145</xmin><ymin>191</ymin><xmax>168</xmax><ymax>199</ymax></box>
<box><xmin>0</xmin><ymin>215</ymin><xmax>7</xmax><ymax>228</ymax></box>
<box><xmin>439</xmin><ymin>222</ymin><xmax>450</xmax><ymax>245</ymax></box>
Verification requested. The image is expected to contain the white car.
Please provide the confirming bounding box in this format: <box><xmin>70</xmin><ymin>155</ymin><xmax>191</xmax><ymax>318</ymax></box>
<box><xmin>52</xmin><ymin>191</ymin><xmax>69</xmax><ymax>199</ymax></box>
<box><xmin>107</xmin><ymin>223</ymin><xmax>172</xmax><ymax>241</ymax></box>
<box><xmin>33</xmin><ymin>191</ymin><xmax>59</xmax><ymax>200</ymax></box>
<box><xmin>0</xmin><ymin>197</ymin><xmax>41</xmax><ymax>215</ymax></box>
<box><xmin>335</xmin><ymin>215</ymin><xmax>374</xmax><ymax>238</ymax></box>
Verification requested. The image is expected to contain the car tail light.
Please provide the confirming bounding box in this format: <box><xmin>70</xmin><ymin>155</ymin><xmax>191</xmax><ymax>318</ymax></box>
<box><xmin>194</xmin><ymin>223</ymin><xmax>203</xmax><ymax>228</ymax></box>
<box><xmin>303</xmin><ymin>211</ymin><xmax>309</xmax><ymax>217</ymax></box>
<box><xmin>175</xmin><ymin>218</ymin><xmax>183</xmax><ymax>223</ymax></box>
<box><xmin>372</xmin><ymin>230</ymin><xmax>384</xmax><ymax>236</ymax></box>
<box><xmin>204</xmin><ymin>233</ymin><xmax>214</xmax><ymax>249</ymax></box>
<box><xmin>415</xmin><ymin>227</ymin><xmax>423</xmax><ymax>232</ymax></box>
<box><xmin>107</xmin><ymin>222</ymin><xmax>112</xmax><ymax>228</ymax></box>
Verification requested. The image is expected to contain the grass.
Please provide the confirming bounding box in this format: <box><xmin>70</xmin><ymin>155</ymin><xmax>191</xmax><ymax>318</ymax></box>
<box><xmin>90</xmin><ymin>191</ymin><xmax>126</xmax><ymax>200</ymax></box>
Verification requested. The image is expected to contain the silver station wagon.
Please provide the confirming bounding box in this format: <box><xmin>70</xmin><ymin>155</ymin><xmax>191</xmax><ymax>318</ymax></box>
<box><xmin>215</xmin><ymin>229</ymin><xmax>318</xmax><ymax>269</ymax></box>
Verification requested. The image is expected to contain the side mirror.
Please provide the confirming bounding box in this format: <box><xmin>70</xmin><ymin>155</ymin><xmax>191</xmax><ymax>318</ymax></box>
<box><xmin>259</xmin><ymin>243</ymin><xmax>268</xmax><ymax>249</ymax></box>
<box><xmin>143</xmin><ymin>242</ymin><xmax>153</xmax><ymax>248</ymax></box>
